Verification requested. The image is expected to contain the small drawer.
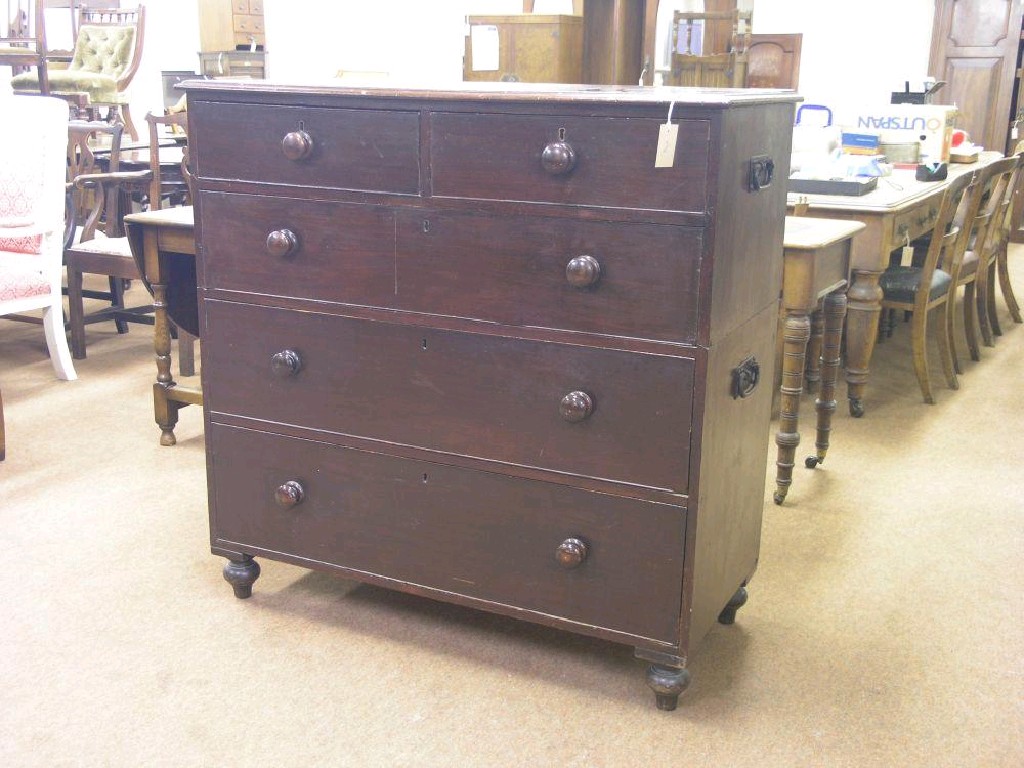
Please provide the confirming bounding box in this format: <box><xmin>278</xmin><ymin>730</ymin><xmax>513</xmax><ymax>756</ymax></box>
<box><xmin>233</xmin><ymin>14</ymin><xmax>264</xmax><ymax>34</ymax></box>
<box><xmin>190</xmin><ymin>101</ymin><xmax>420</xmax><ymax>194</ymax></box>
<box><xmin>209</xmin><ymin>424</ymin><xmax>686</xmax><ymax>642</ymax></box>
<box><xmin>198</xmin><ymin>191</ymin><xmax>397</xmax><ymax>307</ymax></box>
<box><xmin>430</xmin><ymin>112</ymin><xmax>710</xmax><ymax>213</ymax></box>
<box><xmin>203</xmin><ymin>301</ymin><xmax>695</xmax><ymax>492</ymax></box>
<box><xmin>395</xmin><ymin>210</ymin><xmax>702</xmax><ymax>342</ymax></box>
<box><xmin>232</xmin><ymin>0</ymin><xmax>249</xmax><ymax>13</ymax></box>
<box><xmin>893</xmin><ymin>201</ymin><xmax>940</xmax><ymax>248</ymax></box>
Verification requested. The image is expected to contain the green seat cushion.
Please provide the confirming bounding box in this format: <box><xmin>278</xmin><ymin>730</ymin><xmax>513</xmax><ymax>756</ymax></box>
<box><xmin>10</xmin><ymin>24</ymin><xmax>134</xmax><ymax>104</ymax></box>
<box><xmin>880</xmin><ymin>265</ymin><xmax>953</xmax><ymax>304</ymax></box>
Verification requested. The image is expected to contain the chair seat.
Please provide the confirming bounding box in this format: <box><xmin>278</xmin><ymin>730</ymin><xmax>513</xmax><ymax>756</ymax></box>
<box><xmin>880</xmin><ymin>265</ymin><xmax>952</xmax><ymax>304</ymax></box>
<box><xmin>960</xmin><ymin>249</ymin><xmax>979</xmax><ymax>274</ymax></box>
<box><xmin>11</xmin><ymin>70</ymin><xmax>121</xmax><ymax>103</ymax></box>
<box><xmin>68</xmin><ymin>234</ymin><xmax>132</xmax><ymax>257</ymax></box>
<box><xmin>0</xmin><ymin>264</ymin><xmax>49</xmax><ymax>301</ymax></box>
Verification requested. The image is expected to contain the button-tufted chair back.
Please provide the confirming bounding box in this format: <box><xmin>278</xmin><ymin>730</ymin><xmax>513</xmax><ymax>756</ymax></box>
<box><xmin>9</xmin><ymin>5</ymin><xmax>145</xmax><ymax>140</ymax></box>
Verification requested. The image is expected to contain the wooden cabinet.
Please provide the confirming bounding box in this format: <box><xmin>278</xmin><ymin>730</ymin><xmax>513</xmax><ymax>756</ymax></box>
<box><xmin>464</xmin><ymin>14</ymin><xmax>583</xmax><ymax>83</ymax></box>
<box><xmin>197</xmin><ymin>0</ymin><xmax>266</xmax><ymax>78</ymax></box>
<box><xmin>185</xmin><ymin>81</ymin><xmax>797</xmax><ymax>709</ymax></box>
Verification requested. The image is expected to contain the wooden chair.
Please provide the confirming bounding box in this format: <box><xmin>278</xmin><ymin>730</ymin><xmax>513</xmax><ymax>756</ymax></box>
<box><xmin>65</xmin><ymin>120</ymin><xmax>154</xmax><ymax>360</ymax></box>
<box><xmin>670</xmin><ymin>9</ymin><xmax>751</xmax><ymax>88</ymax></box>
<box><xmin>0</xmin><ymin>95</ymin><xmax>75</xmax><ymax>381</ymax></box>
<box><xmin>747</xmin><ymin>33</ymin><xmax>801</xmax><ymax>89</ymax></box>
<box><xmin>981</xmin><ymin>154</ymin><xmax>1023</xmax><ymax>337</ymax></box>
<box><xmin>0</xmin><ymin>0</ymin><xmax>48</xmax><ymax>94</ymax></box>
<box><xmin>145</xmin><ymin>110</ymin><xmax>190</xmax><ymax>212</ymax></box>
<box><xmin>10</xmin><ymin>4</ymin><xmax>145</xmax><ymax>140</ymax></box>
<box><xmin>950</xmin><ymin>157</ymin><xmax>1019</xmax><ymax>362</ymax></box>
<box><xmin>877</xmin><ymin>172</ymin><xmax>972</xmax><ymax>404</ymax></box>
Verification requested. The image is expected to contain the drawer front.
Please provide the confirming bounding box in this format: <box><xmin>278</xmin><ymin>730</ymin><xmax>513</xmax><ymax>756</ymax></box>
<box><xmin>430</xmin><ymin>112</ymin><xmax>710</xmax><ymax>212</ymax></box>
<box><xmin>204</xmin><ymin>300</ymin><xmax>695</xmax><ymax>491</ymax></box>
<box><xmin>191</xmin><ymin>102</ymin><xmax>420</xmax><ymax>194</ymax></box>
<box><xmin>199</xmin><ymin>192</ymin><xmax>397</xmax><ymax>307</ymax></box>
<box><xmin>893</xmin><ymin>201</ymin><xmax>940</xmax><ymax>246</ymax></box>
<box><xmin>233</xmin><ymin>14</ymin><xmax>264</xmax><ymax>34</ymax></box>
<box><xmin>209</xmin><ymin>424</ymin><xmax>686</xmax><ymax>642</ymax></box>
<box><xmin>395</xmin><ymin>210</ymin><xmax>702</xmax><ymax>342</ymax></box>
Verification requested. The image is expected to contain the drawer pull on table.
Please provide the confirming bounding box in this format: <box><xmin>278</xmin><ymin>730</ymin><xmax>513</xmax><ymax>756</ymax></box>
<box><xmin>266</xmin><ymin>228</ymin><xmax>299</xmax><ymax>258</ymax></box>
<box><xmin>274</xmin><ymin>480</ymin><xmax>305</xmax><ymax>509</ymax></box>
<box><xmin>541</xmin><ymin>140</ymin><xmax>576</xmax><ymax>176</ymax></box>
<box><xmin>559</xmin><ymin>390</ymin><xmax>594</xmax><ymax>422</ymax></box>
<box><xmin>565</xmin><ymin>254</ymin><xmax>601</xmax><ymax>287</ymax></box>
<box><xmin>555</xmin><ymin>537</ymin><xmax>588</xmax><ymax>568</ymax></box>
<box><xmin>281</xmin><ymin>129</ymin><xmax>314</xmax><ymax>161</ymax></box>
<box><xmin>270</xmin><ymin>349</ymin><xmax>302</xmax><ymax>377</ymax></box>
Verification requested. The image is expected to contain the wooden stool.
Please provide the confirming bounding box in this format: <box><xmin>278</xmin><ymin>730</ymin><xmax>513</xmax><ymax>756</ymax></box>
<box><xmin>774</xmin><ymin>217</ymin><xmax>865</xmax><ymax>504</ymax></box>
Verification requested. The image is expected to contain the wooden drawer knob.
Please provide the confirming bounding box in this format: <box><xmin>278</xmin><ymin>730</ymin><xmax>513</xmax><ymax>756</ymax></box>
<box><xmin>556</xmin><ymin>537</ymin><xmax>588</xmax><ymax>568</ymax></box>
<box><xmin>270</xmin><ymin>349</ymin><xmax>302</xmax><ymax>377</ymax></box>
<box><xmin>566</xmin><ymin>255</ymin><xmax>601</xmax><ymax>287</ymax></box>
<box><xmin>266</xmin><ymin>228</ymin><xmax>299</xmax><ymax>258</ymax></box>
<box><xmin>559</xmin><ymin>390</ymin><xmax>593</xmax><ymax>422</ymax></box>
<box><xmin>274</xmin><ymin>480</ymin><xmax>305</xmax><ymax>509</ymax></box>
<box><xmin>281</xmin><ymin>129</ymin><xmax>314</xmax><ymax>161</ymax></box>
<box><xmin>541</xmin><ymin>140</ymin><xmax>576</xmax><ymax>176</ymax></box>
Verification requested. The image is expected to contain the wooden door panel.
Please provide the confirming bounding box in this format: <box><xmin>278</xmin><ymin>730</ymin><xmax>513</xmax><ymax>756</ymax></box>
<box><xmin>950</xmin><ymin>0</ymin><xmax>1014</xmax><ymax>47</ymax></box>
<box><xmin>942</xmin><ymin>57</ymin><xmax>1004</xmax><ymax>149</ymax></box>
<box><xmin>929</xmin><ymin>0</ymin><xmax>1023</xmax><ymax>153</ymax></box>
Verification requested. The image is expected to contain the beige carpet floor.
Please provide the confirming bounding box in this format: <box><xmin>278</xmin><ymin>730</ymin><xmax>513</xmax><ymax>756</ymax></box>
<box><xmin>1</xmin><ymin>254</ymin><xmax>1022</xmax><ymax>768</ymax></box>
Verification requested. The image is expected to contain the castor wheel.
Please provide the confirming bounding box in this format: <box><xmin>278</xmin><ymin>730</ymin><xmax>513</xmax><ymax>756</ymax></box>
<box><xmin>805</xmin><ymin>456</ymin><xmax>820</xmax><ymax>469</ymax></box>
<box><xmin>849</xmin><ymin>398</ymin><xmax>864</xmax><ymax>418</ymax></box>
<box><xmin>773</xmin><ymin>488</ymin><xmax>787</xmax><ymax>505</ymax></box>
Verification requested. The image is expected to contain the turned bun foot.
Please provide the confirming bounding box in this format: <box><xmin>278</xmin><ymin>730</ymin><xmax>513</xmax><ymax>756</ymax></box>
<box><xmin>223</xmin><ymin>555</ymin><xmax>261</xmax><ymax>599</ymax></box>
<box><xmin>645</xmin><ymin>664</ymin><xmax>691</xmax><ymax>711</ymax></box>
<box><xmin>717</xmin><ymin>585</ymin><xmax>748</xmax><ymax>625</ymax></box>
<box><xmin>159</xmin><ymin>428</ymin><xmax>177</xmax><ymax>446</ymax></box>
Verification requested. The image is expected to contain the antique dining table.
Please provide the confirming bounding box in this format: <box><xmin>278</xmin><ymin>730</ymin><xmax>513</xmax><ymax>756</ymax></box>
<box><xmin>786</xmin><ymin>152</ymin><xmax>1001</xmax><ymax>417</ymax></box>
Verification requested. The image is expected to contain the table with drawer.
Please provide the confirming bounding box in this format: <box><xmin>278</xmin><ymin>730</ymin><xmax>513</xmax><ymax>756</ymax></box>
<box><xmin>185</xmin><ymin>81</ymin><xmax>798</xmax><ymax>710</ymax></box>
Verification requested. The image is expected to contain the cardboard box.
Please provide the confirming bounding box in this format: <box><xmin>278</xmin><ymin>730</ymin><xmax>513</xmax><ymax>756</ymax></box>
<box><xmin>839</xmin><ymin>105</ymin><xmax>957</xmax><ymax>162</ymax></box>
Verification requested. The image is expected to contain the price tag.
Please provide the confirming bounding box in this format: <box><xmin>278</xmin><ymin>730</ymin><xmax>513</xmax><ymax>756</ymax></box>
<box><xmin>900</xmin><ymin>245</ymin><xmax>914</xmax><ymax>267</ymax></box>
<box><xmin>655</xmin><ymin>123</ymin><xmax>679</xmax><ymax>168</ymax></box>
<box><xmin>655</xmin><ymin>101</ymin><xmax>678</xmax><ymax>168</ymax></box>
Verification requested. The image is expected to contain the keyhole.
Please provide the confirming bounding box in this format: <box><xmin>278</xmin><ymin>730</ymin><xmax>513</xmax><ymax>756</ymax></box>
<box><xmin>421</xmin><ymin>338</ymin><xmax>428</xmax><ymax>350</ymax></box>
<box><xmin>422</xmin><ymin>473</ymin><xmax>429</xmax><ymax>483</ymax></box>
<box><xmin>558</xmin><ymin>127</ymin><xmax>566</xmax><ymax>140</ymax></box>
<box><xmin>422</xmin><ymin>219</ymin><xmax>430</xmax><ymax>233</ymax></box>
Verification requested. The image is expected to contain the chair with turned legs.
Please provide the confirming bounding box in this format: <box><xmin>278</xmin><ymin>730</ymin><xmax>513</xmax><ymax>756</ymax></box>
<box><xmin>980</xmin><ymin>154</ymin><xmax>1023</xmax><ymax>338</ymax></box>
<box><xmin>878</xmin><ymin>172</ymin><xmax>972</xmax><ymax>404</ymax></box>
<box><xmin>950</xmin><ymin>157</ymin><xmax>1018</xmax><ymax>364</ymax></box>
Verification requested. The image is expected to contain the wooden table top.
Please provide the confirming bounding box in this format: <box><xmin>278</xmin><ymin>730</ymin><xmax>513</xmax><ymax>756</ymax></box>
<box><xmin>783</xmin><ymin>216</ymin><xmax>866</xmax><ymax>250</ymax></box>
<box><xmin>786</xmin><ymin>152</ymin><xmax>1001</xmax><ymax>214</ymax></box>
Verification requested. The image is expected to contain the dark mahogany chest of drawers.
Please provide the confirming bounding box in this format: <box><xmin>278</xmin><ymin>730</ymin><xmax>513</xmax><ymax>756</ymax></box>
<box><xmin>185</xmin><ymin>81</ymin><xmax>797</xmax><ymax>709</ymax></box>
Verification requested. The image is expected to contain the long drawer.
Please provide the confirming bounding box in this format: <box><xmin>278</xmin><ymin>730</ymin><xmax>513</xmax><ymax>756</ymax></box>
<box><xmin>430</xmin><ymin>112</ymin><xmax>711</xmax><ymax>213</ymax></box>
<box><xmin>208</xmin><ymin>424</ymin><xmax>686</xmax><ymax>642</ymax></box>
<box><xmin>203</xmin><ymin>300</ymin><xmax>695</xmax><ymax>491</ymax></box>
<box><xmin>189</xmin><ymin>101</ymin><xmax>421</xmax><ymax>194</ymax></box>
<box><xmin>199</xmin><ymin>191</ymin><xmax>703</xmax><ymax>342</ymax></box>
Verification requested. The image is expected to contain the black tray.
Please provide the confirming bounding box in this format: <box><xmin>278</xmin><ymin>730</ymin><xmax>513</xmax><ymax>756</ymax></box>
<box><xmin>788</xmin><ymin>176</ymin><xmax>879</xmax><ymax>196</ymax></box>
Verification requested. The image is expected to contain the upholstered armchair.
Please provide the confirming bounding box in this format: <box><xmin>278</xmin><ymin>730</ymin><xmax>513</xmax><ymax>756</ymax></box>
<box><xmin>10</xmin><ymin>5</ymin><xmax>145</xmax><ymax>140</ymax></box>
<box><xmin>0</xmin><ymin>94</ymin><xmax>76</xmax><ymax>382</ymax></box>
